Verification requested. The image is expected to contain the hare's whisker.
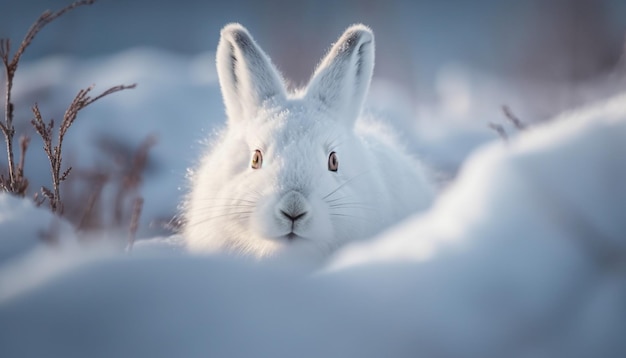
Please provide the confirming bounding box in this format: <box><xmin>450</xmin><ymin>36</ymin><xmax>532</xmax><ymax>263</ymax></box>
<box><xmin>323</xmin><ymin>169</ymin><xmax>371</xmax><ymax>200</ymax></box>
<box><xmin>329</xmin><ymin>213</ymin><xmax>370</xmax><ymax>222</ymax></box>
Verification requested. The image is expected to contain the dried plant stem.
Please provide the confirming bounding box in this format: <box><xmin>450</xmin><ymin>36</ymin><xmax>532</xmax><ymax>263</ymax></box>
<box><xmin>32</xmin><ymin>84</ymin><xmax>136</xmax><ymax>214</ymax></box>
<box><xmin>0</xmin><ymin>40</ymin><xmax>18</xmax><ymax>190</ymax></box>
<box><xmin>502</xmin><ymin>105</ymin><xmax>526</xmax><ymax>130</ymax></box>
<box><xmin>489</xmin><ymin>105</ymin><xmax>529</xmax><ymax>142</ymax></box>
<box><xmin>0</xmin><ymin>0</ymin><xmax>96</xmax><ymax>195</ymax></box>
<box><xmin>77</xmin><ymin>171</ymin><xmax>109</xmax><ymax>231</ymax></box>
<box><xmin>18</xmin><ymin>136</ymin><xmax>29</xmax><ymax>177</ymax></box>
<box><xmin>113</xmin><ymin>135</ymin><xmax>156</xmax><ymax>225</ymax></box>
<box><xmin>488</xmin><ymin>122</ymin><xmax>508</xmax><ymax>142</ymax></box>
<box><xmin>127</xmin><ymin>197</ymin><xmax>144</xmax><ymax>251</ymax></box>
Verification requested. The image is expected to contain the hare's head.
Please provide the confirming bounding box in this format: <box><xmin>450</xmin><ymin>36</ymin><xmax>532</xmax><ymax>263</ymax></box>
<box><xmin>185</xmin><ymin>24</ymin><xmax>379</xmax><ymax>260</ymax></box>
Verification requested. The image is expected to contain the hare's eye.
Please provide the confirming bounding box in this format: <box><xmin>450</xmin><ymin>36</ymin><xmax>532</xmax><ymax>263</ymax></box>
<box><xmin>251</xmin><ymin>150</ymin><xmax>263</xmax><ymax>169</ymax></box>
<box><xmin>328</xmin><ymin>151</ymin><xmax>338</xmax><ymax>172</ymax></box>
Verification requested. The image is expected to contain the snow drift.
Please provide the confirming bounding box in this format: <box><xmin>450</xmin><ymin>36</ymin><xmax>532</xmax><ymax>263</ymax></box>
<box><xmin>1</xmin><ymin>88</ymin><xmax>624</xmax><ymax>357</ymax></box>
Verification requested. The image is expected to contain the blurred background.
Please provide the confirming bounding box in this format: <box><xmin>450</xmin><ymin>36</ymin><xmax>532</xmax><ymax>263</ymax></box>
<box><xmin>1</xmin><ymin>0</ymin><xmax>625</xmax><ymax>237</ymax></box>
<box><xmin>2</xmin><ymin>0</ymin><xmax>625</xmax><ymax>111</ymax></box>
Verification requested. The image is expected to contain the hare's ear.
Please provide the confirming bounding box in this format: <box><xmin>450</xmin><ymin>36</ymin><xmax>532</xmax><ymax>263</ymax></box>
<box><xmin>305</xmin><ymin>24</ymin><xmax>374</xmax><ymax>126</ymax></box>
<box><xmin>216</xmin><ymin>23</ymin><xmax>286</xmax><ymax>123</ymax></box>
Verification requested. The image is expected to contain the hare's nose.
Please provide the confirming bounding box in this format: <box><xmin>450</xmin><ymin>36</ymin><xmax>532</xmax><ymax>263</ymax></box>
<box><xmin>280</xmin><ymin>209</ymin><xmax>307</xmax><ymax>222</ymax></box>
<box><xmin>276</xmin><ymin>191</ymin><xmax>310</xmax><ymax>223</ymax></box>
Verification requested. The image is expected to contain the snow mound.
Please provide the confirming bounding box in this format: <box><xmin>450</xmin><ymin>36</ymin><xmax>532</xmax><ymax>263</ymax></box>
<box><xmin>331</xmin><ymin>91</ymin><xmax>626</xmax><ymax>268</ymax></box>
<box><xmin>0</xmin><ymin>194</ymin><xmax>76</xmax><ymax>266</ymax></box>
<box><xmin>326</xmin><ymin>92</ymin><xmax>626</xmax><ymax>356</ymax></box>
<box><xmin>0</xmin><ymin>92</ymin><xmax>625</xmax><ymax>357</ymax></box>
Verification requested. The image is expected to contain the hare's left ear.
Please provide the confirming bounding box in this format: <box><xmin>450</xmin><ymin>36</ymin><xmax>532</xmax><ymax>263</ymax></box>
<box><xmin>305</xmin><ymin>24</ymin><xmax>374</xmax><ymax>126</ymax></box>
<box><xmin>216</xmin><ymin>23</ymin><xmax>286</xmax><ymax>123</ymax></box>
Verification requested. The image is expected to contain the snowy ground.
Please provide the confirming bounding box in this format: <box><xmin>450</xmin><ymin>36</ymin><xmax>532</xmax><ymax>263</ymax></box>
<box><xmin>0</xmin><ymin>49</ymin><xmax>625</xmax><ymax>357</ymax></box>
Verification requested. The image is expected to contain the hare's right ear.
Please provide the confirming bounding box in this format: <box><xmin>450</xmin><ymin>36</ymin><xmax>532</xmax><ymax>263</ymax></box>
<box><xmin>305</xmin><ymin>24</ymin><xmax>375</xmax><ymax>127</ymax></box>
<box><xmin>216</xmin><ymin>23</ymin><xmax>286</xmax><ymax>123</ymax></box>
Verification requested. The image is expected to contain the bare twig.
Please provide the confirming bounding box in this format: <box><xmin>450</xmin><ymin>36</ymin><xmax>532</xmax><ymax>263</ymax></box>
<box><xmin>18</xmin><ymin>135</ymin><xmax>29</xmax><ymax>178</ymax></box>
<box><xmin>1</xmin><ymin>0</ymin><xmax>97</xmax><ymax>195</ymax></box>
<box><xmin>0</xmin><ymin>134</ymin><xmax>31</xmax><ymax>195</ymax></box>
<box><xmin>11</xmin><ymin>1</ymin><xmax>96</xmax><ymax>68</ymax></box>
<box><xmin>40</xmin><ymin>186</ymin><xmax>54</xmax><ymax>204</ymax></box>
<box><xmin>502</xmin><ymin>105</ymin><xmax>526</xmax><ymax>130</ymax></box>
<box><xmin>0</xmin><ymin>39</ymin><xmax>18</xmax><ymax>191</ymax></box>
<box><xmin>14</xmin><ymin>135</ymin><xmax>30</xmax><ymax>195</ymax></box>
<box><xmin>76</xmin><ymin>171</ymin><xmax>109</xmax><ymax>231</ymax></box>
<box><xmin>60</xmin><ymin>167</ymin><xmax>72</xmax><ymax>182</ymax></box>
<box><xmin>31</xmin><ymin>83</ymin><xmax>136</xmax><ymax>214</ymax></box>
<box><xmin>127</xmin><ymin>197</ymin><xmax>144</xmax><ymax>251</ymax></box>
<box><xmin>33</xmin><ymin>192</ymin><xmax>46</xmax><ymax>207</ymax></box>
<box><xmin>112</xmin><ymin>135</ymin><xmax>156</xmax><ymax>225</ymax></box>
<box><xmin>488</xmin><ymin>122</ymin><xmax>508</xmax><ymax>142</ymax></box>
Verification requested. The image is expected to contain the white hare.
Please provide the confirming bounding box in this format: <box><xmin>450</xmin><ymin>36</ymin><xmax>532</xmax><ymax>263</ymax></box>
<box><xmin>182</xmin><ymin>23</ymin><xmax>434</xmax><ymax>262</ymax></box>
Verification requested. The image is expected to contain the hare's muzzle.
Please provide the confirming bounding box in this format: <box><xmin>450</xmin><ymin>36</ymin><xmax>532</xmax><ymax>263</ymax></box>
<box><xmin>276</xmin><ymin>191</ymin><xmax>310</xmax><ymax>222</ymax></box>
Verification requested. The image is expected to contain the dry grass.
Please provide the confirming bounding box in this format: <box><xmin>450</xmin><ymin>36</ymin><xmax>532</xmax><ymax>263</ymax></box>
<box><xmin>488</xmin><ymin>105</ymin><xmax>527</xmax><ymax>142</ymax></box>
<box><xmin>31</xmin><ymin>84</ymin><xmax>136</xmax><ymax>214</ymax></box>
<box><xmin>1</xmin><ymin>0</ymin><xmax>149</xmax><ymax>242</ymax></box>
<box><xmin>60</xmin><ymin>134</ymin><xmax>157</xmax><ymax>239</ymax></box>
<box><xmin>1</xmin><ymin>0</ymin><xmax>97</xmax><ymax>196</ymax></box>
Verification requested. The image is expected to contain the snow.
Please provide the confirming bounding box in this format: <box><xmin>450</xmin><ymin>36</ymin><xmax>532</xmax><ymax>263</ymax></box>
<box><xmin>9</xmin><ymin>49</ymin><xmax>224</xmax><ymax>237</ymax></box>
<box><xmin>331</xmin><ymin>92</ymin><xmax>626</xmax><ymax>268</ymax></box>
<box><xmin>0</xmin><ymin>193</ymin><xmax>76</xmax><ymax>266</ymax></box>
<box><xmin>1</xmin><ymin>47</ymin><xmax>625</xmax><ymax>357</ymax></box>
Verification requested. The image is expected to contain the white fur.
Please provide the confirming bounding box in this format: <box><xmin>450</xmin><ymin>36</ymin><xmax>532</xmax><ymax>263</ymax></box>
<box><xmin>182</xmin><ymin>23</ymin><xmax>434</xmax><ymax>263</ymax></box>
